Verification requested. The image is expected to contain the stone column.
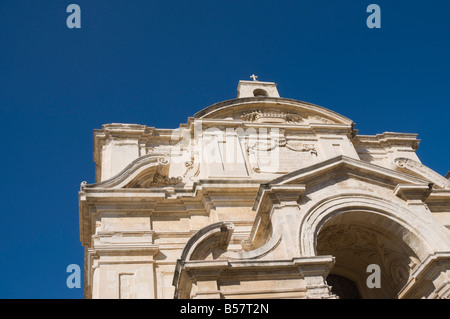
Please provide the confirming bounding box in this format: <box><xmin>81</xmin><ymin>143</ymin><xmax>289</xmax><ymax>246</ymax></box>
<box><xmin>294</xmin><ymin>257</ymin><xmax>336</xmax><ymax>299</ymax></box>
<box><xmin>194</xmin><ymin>278</ymin><xmax>222</xmax><ymax>299</ymax></box>
<box><xmin>174</xmin><ymin>260</ymin><xmax>228</xmax><ymax>299</ymax></box>
<box><xmin>398</xmin><ymin>252</ymin><xmax>450</xmax><ymax>299</ymax></box>
<box><xmin>89</xmin><ymin>233</ymin><xmax>159</xmax><ymax>299</ymax></box>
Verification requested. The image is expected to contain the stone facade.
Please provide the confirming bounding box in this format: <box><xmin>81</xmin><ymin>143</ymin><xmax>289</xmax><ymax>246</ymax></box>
<box><xmin>79</xmin><ymin>79</ymin><xmax>450</xmax><ymax>299</ymax></box>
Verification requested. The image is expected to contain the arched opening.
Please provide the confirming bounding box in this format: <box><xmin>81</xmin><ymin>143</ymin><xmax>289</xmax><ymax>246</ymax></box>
<box><xmin>316</xmin><ymin>211</ymin><xmax>421</xmax><ymax>299</ymax></box>
<box><xmin>326</xmin><ymin>274</ymin><xmax>361</xmax><ymax>299</ymax></box>
<box><xmin>253</xmin><ymin>89</ymin><xmax>268</xmax><ymax>97</ymax></box>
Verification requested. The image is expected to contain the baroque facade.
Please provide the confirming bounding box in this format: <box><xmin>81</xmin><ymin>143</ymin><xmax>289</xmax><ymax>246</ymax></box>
<box><xmin>78</xmin><ymin>79</ymin><xmax>450</xmax><ymax>299</ymax></box>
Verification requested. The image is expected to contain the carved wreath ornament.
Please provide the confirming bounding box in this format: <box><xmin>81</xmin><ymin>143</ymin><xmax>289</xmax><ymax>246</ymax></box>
<box><xmin>240</xmin><ymin>110</ymin><xmax>335</xmax><ymax>124</ymax></box>
<box><xmin>149</xmin><ymin>172</ymin><xmax>182</xmax><ymax>186</ymax></box>
<box><xmin>240</xmin><ymin>110</ymin><xmax>302</xmax><ymax>123</ymax></box>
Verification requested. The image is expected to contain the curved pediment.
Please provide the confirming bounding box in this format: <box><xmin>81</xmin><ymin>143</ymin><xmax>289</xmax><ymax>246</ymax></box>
<box><xmin>179</xmin><ymin>222</ymin><xmax>235</xmax><ymax>261</ymax></box>
<box><xmin>83</xmin><ymin>154</ymin><xmax>182</xmax><ymax>189</ymax></box>
<box><xmin>193</xmin><ymin>97</ymin><xmax>353</xmax><ymax>126</ymax></box>
<box><xmin>252</xmin><ymin>156</ymin><xmax>432</xmax><ymax>212</ymax></box>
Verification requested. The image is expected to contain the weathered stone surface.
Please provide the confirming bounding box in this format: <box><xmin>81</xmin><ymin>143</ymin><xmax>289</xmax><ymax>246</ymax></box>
<box><xmin>79</xmin><ymin>79</ymin><xmax>450</xmax><ymax>299</ymax></box>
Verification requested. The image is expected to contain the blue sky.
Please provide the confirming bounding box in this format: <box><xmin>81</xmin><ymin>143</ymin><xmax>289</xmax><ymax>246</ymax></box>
<box><xmin>0</xmin><ymin>1</ymin><xmax>448</xmax><ymax>299</ymax></box>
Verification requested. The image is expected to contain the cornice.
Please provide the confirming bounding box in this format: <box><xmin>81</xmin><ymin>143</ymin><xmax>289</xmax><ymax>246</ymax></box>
<box><xmin>193</xmin><ymin>97</ymin><xmax>353</xmax><ymax>124</ymax></box>
<box><xmin>264</xmin><ymin>155</ymin><xmax>429</xmax><ymax>188</ymax></box>
<box><xmin>354</xmin><ymin>132</ymin><xmax>420</xmax><ymax>151</ymax></box>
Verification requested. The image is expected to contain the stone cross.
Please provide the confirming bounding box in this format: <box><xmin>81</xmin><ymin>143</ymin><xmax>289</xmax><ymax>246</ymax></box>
<box><xmin>250</xmin><ymin>74</ymin><xmax>258</xmax><ymax>81</ymax></box>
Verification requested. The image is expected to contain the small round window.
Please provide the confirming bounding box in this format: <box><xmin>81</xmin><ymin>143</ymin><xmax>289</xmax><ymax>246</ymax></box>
<box><xmin>253</xmin><ymin>89</ymin><xmax>268</xmax><ymax>97</ymax></box>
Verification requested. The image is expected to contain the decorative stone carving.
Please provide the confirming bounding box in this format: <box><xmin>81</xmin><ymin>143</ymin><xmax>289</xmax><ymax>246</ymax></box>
<box><xmin>317</xmin><ymin>224</ymin><xmax>419</xmax><ymax>297</ymax></box>
<box><xmin>148</xmin><ymin>172</ymin><xmax>183</xmax><ymax>187</ymax></box>
<box><xmin>240</xmin><ymin>110</ymin><xmax>336</xmax><ymax>125</ymax></box>
<box><xmin>394</xmin><ymin>157</ymin><xmax>450</xmax><ymax>189</ymax></box>
<box><xmin>183</xmin><ymin>160</ymin><xmax>194</xmax><ymax>177</ymax></box>
<box><xmin>79</xmin><ymin>79</ymin><xmax>450</xmax><ymax>300</ymax></box>
<box><xmin>240</xmin><ymin>110</ymin><xmax>303</xmax><ymax>123</ymax></box>
<box><xmin>125</xmin><ymin>172</ymin><xmax>182</xmax><ymax>188</ymax></box>
<box><xmin>246</xmin><ymin>136</ymin><xmax>318</xmax><ymax>174</ymax></box>
<box><xmin>284</xmin><ymin>140</ymin><xmax>317</xmax><ymax>155</ymax></box>
<box><xmin>181</xmin><ymin>154</ymin><xmax>201</xmax><ymax>182</ymax></box>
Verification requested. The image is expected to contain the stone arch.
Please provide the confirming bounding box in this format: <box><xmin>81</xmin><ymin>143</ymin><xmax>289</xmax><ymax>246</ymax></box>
<box><xmin>179</xmin><ymin>222</ymin><xmax>234</xmax><ymax>261</ymax></box>
<box><xmin>299</xmin><ymin>193</ymin><xmax>450</xmax><ymax>298</ymax></box>
<box><xmin>317</xmin><ymin>211</ymin><xmax>421</xmax><ymax>298</ymax></box>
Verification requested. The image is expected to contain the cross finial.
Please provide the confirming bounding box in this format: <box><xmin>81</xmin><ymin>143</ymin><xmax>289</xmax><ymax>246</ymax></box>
<box><xmin>250</xmin><ymin>74</ymin><xmax>258</xmax><ymax>81</ymax></box>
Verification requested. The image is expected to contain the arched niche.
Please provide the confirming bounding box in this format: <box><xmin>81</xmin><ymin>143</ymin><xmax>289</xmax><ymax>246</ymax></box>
<box><xmin>253</xmin><ymin>89</ymin><xmax>269</xmax><ymax>97</ymax></box>
<box><xmin>299</xmin><ymin>194</ymin><xmax>450</xmax><ymax>298</ymax></box>
<box><xmin>316</xmin><ymin>210</ymin><xmax>420</xmax><ymax>299</ymax></box>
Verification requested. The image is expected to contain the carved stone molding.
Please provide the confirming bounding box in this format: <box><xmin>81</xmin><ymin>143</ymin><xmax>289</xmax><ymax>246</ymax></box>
<box><xmin>149</xmin><ymin>172</ymin><xmax>183</xmax><ymax>187</ymax></box>
<box><xmin>317</xmin><ymin>224</ymin><xmax>420</xmax><ymax>296</ymax></box>
<box><xmin>240</xmin><ymin>110</ymin><xmax>336</xmax><ymax>125</ymax></box>
<box><xmin>394</xmin><ymin>157</ymin><xmax>450</xmax><ymax>189</ymax></box>
<box><xmin>127</xmin><ymin>172</ymin><xmax>182</xmax><ymax>188</ymax></box>
<box><xmin>394</xmin><ymin>183</ymin><xmax>432</xmax><ymax>204</ymax></box>
<box><xmin>240</xmin><ymin>110</ymin><xmax>303</xmax><ymax>123</ymax></box>
<box><xmin>183</xmin><ymin>158</ymin><xmax>200</xmax><ymax>181</ymax></box>
<box><xmin>246</xmin><ymin>136</ymin><xmax>318</xmax><ymax>174</ymax></box>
